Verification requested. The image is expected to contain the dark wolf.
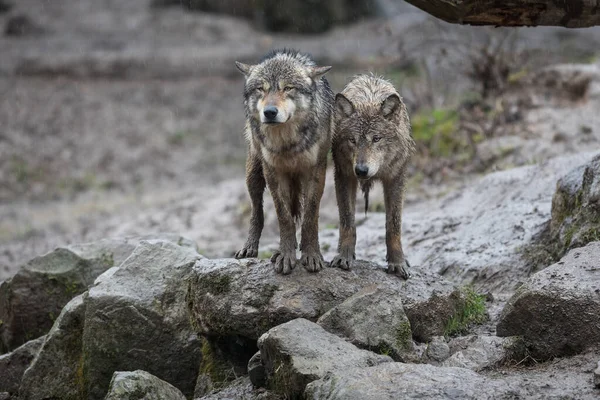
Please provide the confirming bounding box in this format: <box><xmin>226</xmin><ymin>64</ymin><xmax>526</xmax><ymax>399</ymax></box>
<box><xmin>330</xmin><ymin>74</ymin><xmax>416</xmax><ymax>279</ymax></box>
<box><xmin>234</xmin><ymin>49</ymin><xmax>334</xmax><ymax>274</ymax></box>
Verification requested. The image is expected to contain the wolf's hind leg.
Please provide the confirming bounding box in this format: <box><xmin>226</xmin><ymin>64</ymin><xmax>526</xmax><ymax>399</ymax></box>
<box><xmin>235</xmin><ymin>152</ymin><xmax>265</xmax><ymax>259</ymax></box>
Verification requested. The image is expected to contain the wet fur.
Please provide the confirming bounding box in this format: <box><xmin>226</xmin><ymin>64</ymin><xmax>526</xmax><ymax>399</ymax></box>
<box><xmin>235</xmin><ymin>49</ymin><xmax>334</xmax><ymax>274</ymax></box>
<box><xmin>331</xmin><ymin>74</ymin><xmax>416</xmax><ymax>279</ymax></box>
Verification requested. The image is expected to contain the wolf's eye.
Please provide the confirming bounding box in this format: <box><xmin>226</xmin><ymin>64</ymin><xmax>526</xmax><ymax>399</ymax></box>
<box><xmin>283</xmin><ymin>86</ymin><xmax>295</xmax><ymax>92</ymax></box>
<box><xmin>372</xmin><ymin>136</ymin><xmax>381</xmax><ymax>143</ymax></box>
<box><xmin>349</xmin><ymin>137</ymin><xmax>356</xmax><ymax>144</ymax></box>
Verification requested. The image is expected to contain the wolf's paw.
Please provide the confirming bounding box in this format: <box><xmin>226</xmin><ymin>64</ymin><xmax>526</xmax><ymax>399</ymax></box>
<box><xmin>387</xmin><ymin>259</ymin><xmax>411</xmax><ymax>280</ymax></box>
<box><xmin>235</xmin><ymin>245</ymin><xmax>258</xmax><ymax>259</ymax></box>
<box><xmin>271</xmin><ymin>250</ymin><xmax>296</xmax><ymax>275</ymax></box>
<box><xmin>329</xmin><ymin>249</ymin><xmax>355</xmax><ymax>270</ymax></box>
<box><xmin>301</xmin><ymin>252</ymin><xmax>325</xmax><ymax>273</ymax></box>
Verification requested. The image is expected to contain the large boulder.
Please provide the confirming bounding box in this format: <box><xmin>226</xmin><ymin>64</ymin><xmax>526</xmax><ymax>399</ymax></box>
<box><xmin>187</xmin><ymin>258</ymin><xmax>475</xmax><ymax>344</ymax></box>
<box><xmin>83</xmin><ymin>240</ymin><xmax>202</xmax><ymax>399</ymax></box>
<box><xmin>257</xmin><ymin>319</ymin><xmax>391</xmax><ymax>399</ymax></box>
<box><xmin>304</xmin><ymin>362</ymin><xmax>515</xmax><ymax>399</ymax></box>
<box><xmin>403</xmin><ymin>0</ymin><xmax>600</xmax><ymax>27</ymax></box>
<box><xmin>497</xmin><ymin>242</ymin><xmax>600</xmax><ymax>359</ymax></box>
<box><xmin>104</xmin><ymin>370</ymin><xmax>186</xmax><ymax>400</ymax></box>
<box><xmin>19</xmin><ymin>294</ymin><xmax>87</xmax><ymax>400</ymax></box>
<box><xmin>0</xmin><ymin>234</ymin><xmax>195</xmax><ymax>353</ymax></box>
<box><xmin>547</xmin><ymin>154</ymin><xmax>600</xmax><ymax>259</ymax></box>
<box><xmin>0</xmin><ymin>335</ymin><xmax>45</xmax><ymax>394</ymax></box>
<box><xmin>19</xmin><ymin>240</ymin><xmax>203</xmax><ymax>399</ymax></box>
<box><xmin>316</xmin><ymin>285</ymin><xmax>414</xmax><ymax>361</ymax></box>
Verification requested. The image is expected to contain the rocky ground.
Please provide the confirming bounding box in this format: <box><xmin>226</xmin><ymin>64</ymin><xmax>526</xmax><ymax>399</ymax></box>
<box><xmin>2</xmin><ymin>0</ymin><xmax>600</xmax><ymax>399</ymax></box>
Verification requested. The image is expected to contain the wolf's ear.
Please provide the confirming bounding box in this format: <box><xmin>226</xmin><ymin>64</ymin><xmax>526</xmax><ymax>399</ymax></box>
<box><xmin>380</xmin><ymin>94</ymin><xmax>401</xmax><ymax>118</ymax></box>
<box><xmin>309</xmin><ymin>66</ymin><xmax>332</xmax><ymax>79</ymax></box>
<box><xmin>336</xmin><ymin>93</ymin><xmax>355</xmax><ymax>118</ymax></box>
<box><xmin>235</xmin><ymin>61</ymin><xmax>253</xmax><ymax>76</ymax></box>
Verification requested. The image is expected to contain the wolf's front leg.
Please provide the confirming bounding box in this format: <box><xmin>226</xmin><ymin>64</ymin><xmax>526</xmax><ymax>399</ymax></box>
<box><xmin>235</xmin><ymin>151</ymin><xmax>265</xmax><ymax>259</ymax></box>
<box><xmin>383</xmin><ymin>175</ymin><xmax>410</xmax><ymax>280</ymax></box>
<box><xmin>265</xmin><ymin>168</ymin><xmax>297</xmax><ymax>274</ymax></box>
<box><xmin>330</xmin><ymin>163</ymin><xmax>357</xmax><ymax>270</ymax></box>
<box><xmin>299</xmin><ymin>165</ymin><xmax>327</xmax><ymax>272</ymax></box>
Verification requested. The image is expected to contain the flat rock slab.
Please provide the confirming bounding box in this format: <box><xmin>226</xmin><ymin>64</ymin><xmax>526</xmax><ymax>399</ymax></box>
<box><xmin>497</xmin><ymin>241</ymin><xmax>600</xmax><ymax>359</ymax></box>
<box><xmin>0</xmin><ymin>335</ymin><xmax>45</xmax><ymax>394</ymax></box>
<box><xmin>0</xmin><ymin>233</ymin><xmax>195</xmax><ymax>353</ymax></box>
<box><xmin>188</xmin><ymin>258</ymin><xmax>464</xmax><ymax>343</ymax></box>
<box><xmin>258</xmin><ymin>319</ymin><xmax>391</xmax><ymax>399</ymax></box>
<box><xmin>317</xmin><ymin>285</ymin><xmax>414</xmax><ymax>361</ymax></box>
<box><xmin>304</xmin><ymin>362</ymin><xmax>515</xmax><ymax>400</ymax></box>
<box><xmin>104</xmin><ymin>370</ymin><xmax>186</xmax><ymax>400</ymax></box>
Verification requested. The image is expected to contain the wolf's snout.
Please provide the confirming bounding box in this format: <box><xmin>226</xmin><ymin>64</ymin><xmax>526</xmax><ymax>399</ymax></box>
<box><xmin>263</xmin><ymin>106</ymin><xmax>278</xmax><ymax>121</ymax></box>
<box><xmin>354</xmin><ymin>164</ymin><xmax>369</xmax><ymax>178</ymax></box>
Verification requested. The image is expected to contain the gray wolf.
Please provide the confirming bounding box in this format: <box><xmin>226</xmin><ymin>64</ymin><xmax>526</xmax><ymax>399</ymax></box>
<box><xmin>330</xmin><ymin>74</ymin><xmax>415</xmax><ymax>279</ymax></box>
<box><xmin>234</xmin><ymin>49</ymin><xmax>334</xmax><ymax>274</ymax></box>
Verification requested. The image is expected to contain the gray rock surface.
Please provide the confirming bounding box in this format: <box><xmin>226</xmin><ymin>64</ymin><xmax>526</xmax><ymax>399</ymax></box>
<box><xmin>104</xmin><ymin>370</ymin><xmax>186</xmax><ymax>400</ymax></box>
<box><xmin>497</xmin><ymin>241</ymin><xmax>600</xmax><ymax>359</ymax></box>
<box><xmin>443</xmin><ymin>335</ymin><xmax>522</xmax><ymax>371</ymax></box>
<box><xmin>425</xmin><ymin>336</ymin><xmax>450</xmax><ymax>363</ymax></box>
<box><xmin>83</xmin><ymin>240</ymin><xmax>203</xmax><ymax>399</ymax></box>
<box><xmin>258</xmin><ymin>319</ymin><xmax>391</xmax><ymax>399</ymax></box>
<box><xmin>188</xmin><ymin>258</ymin><xmax>468</xmax><ymax>343</ymax></box>
<box><xmin>316</xmin><ymin>285</ymin><xmax>414</xmax><ymax>361</ymax></box>
<box><xmin>0</xmin><ymin>234</ymin><xmax>195</xmax><ymax>353</ymax></box>
<box><xmin>198</xmin><ymin>377</ymin><xmax>282</xmax><ymax>400</ymax></box>
<box><xmin>304</xmin><ymin>362</ymin><xmax>515</xmax><ymax>399</ymax></box>
<box><xmin>19</xmin><ymin>294</ymin><xmax>87</xmax><ymax>400</ymax></box>
<box><xmin>594</xmin><ymin>361</ymin><xmax>600</xmax><ymax>388</ymax></box>
<box><xmin>0</xmin><ymin>335</ymin><xmax>45</xmax><ymax>394</ymax></box>
<box><xmin>248</xmin><ymin>351</ymin><xmax>266</xmax><ymax>388</ymax></box>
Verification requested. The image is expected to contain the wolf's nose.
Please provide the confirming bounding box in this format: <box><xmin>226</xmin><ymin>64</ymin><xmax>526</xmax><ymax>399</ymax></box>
<box><xmin>263</xmin><ymin>106</ymin><xmax>278</xmax><ymax>120</ymax></box>
<box><xmin>354</xmin><ymin>164</ymin><xmax>369</xmax><ymax>178</ymax></box>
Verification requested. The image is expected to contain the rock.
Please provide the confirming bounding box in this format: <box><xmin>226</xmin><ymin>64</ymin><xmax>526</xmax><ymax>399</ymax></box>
<box><xmin>104</xmin><ymin>370</ymin><xmax>186</xmax><ymax>400</ymax></box>
<box><xmin>199</xmin><ymin>376</ymin><xmax>283</xmax><ymax>400</ymax></box>
<box><xmin>19</xmin><ymin>294</ymin><xmax>87</xmax><ymax>400</ymax></box>
<box><xmin>0</xmin><ymin>234</ymin><xmax>195</xmax><ymax>353</ymax></box>
<box><xmin>0</xmin><ymin>335</ymin><xmax>45</xmax><ymax>394</ymax></box>
<box><xmin>316</xmin><ymin>285</ymin><xmax>414</xmax><ymax>361</ymax></box>
<box><xmin>188</xmin><ymin>258</ymin><xmax>472</xmax><ymax>344</ymax></box>
<box><xmin>248</xmin><ymin>351</ymin><xmax>266</xmax><ymax>388</ymax></box>
<box><xmin>425</xmin><ymin>336</ymin><xmax>450</xmax><ymax>363</ymax></box>
<box><xmin>257</xmin><ymin>318</ymin><xmax>391</xmax><ymax>399</ymax></box>
<box><xmin>304</xmin><ymin>362</ymin><xmax>515</xmax><ymax>399</ymax></box>
<box><xmin>497</xmin><ymin>242</ymin><xmax>600</xmax><ymax>359</ymax></box>
<box><xmin>442</xmin><ymin>335</ymin><xmax>524</xmax><ymax>371</ymax></box>
<box><xmin>594</xmin><ymin>361</ymin><xmax>600</xmax><ymax>388</ymax></box>
<box><xmin>83</xmin><ymin>240</ymin><xmax>202</xmax><ymax>399</ymax></box>
<box><xmin>525</xmin><ymin>153</ymin><xmax>600</xmax><ymax>270</ymax></box>
<box><xmin>402</xmin><ymin>0</ymin><xmax>600</xmax><ymax>27</ymax></box>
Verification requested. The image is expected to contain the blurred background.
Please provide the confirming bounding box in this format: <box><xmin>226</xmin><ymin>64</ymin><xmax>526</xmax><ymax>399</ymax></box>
<box><xmin>1</xmin><ymin>0</ymin><xmax>600</xmax><ymax>281</ymax></box>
